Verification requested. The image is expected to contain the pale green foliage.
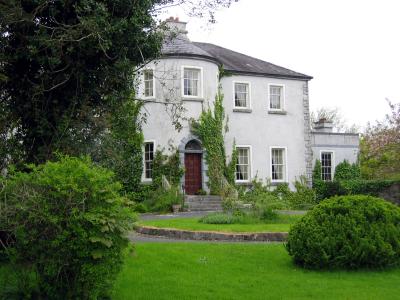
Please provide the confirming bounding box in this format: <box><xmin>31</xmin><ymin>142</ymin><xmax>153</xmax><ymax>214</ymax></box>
<box><xmin>0</xmin><ymin>156</ymin><xmax>134</xmax><ymax>299</ymax></box>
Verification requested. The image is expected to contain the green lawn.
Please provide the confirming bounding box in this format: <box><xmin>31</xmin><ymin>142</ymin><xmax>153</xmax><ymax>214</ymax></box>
<box><xmin>113</xmin><ymin>243</ymin><xmax>400</xmax><ymax>300</ymax></box>
<box><xmin>138</xmin><ymin>214</ymin><xmax>302</xmax><ymax>233</ymax></box>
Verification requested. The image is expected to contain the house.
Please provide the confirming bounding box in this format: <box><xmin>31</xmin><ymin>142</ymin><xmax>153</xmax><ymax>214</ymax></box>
<box><xmin>139</xmin><ymin>17</ymin><xmax>359</xmax><ymax>194</ymax></box>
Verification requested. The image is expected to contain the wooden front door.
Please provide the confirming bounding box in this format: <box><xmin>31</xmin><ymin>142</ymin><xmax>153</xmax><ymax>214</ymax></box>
<box><xmin>184</xmin><ymin>153</ymin><xmax>202</xmax><ymax>195</ymax></box>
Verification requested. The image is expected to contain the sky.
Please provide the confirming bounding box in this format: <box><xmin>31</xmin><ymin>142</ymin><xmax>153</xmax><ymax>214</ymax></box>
<box><xmin>159</xmin><ymin>0</ymin><xmax>400</xmax><ymax>129</ymax></box>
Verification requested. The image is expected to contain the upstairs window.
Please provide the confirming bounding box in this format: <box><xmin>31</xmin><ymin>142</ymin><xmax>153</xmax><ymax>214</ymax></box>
<box><xmin>271</xmin><ymin>148</ymin><xmax>286</xmax><ymax>181</ymax></box>
<box><xmin>144</xmin><ymin>142</ymin><xmax>154</xmax><ymax>179</ymax></box>
<box><xmin>321</xmin><ymin>151</ymin><xmax>333</xmax><ymax>181</ymax></box>
<box><xmin>234</xmin><ymin>82</ymin><xmax>250</xmax><ymax>108</ymax></box>
<box><xmin>269</xmin><ymin>84</ymin><xmax>284</xmax><ymax>110</ymax></box>
<box><xmin>144</xmin><ymin>70</ymin><xmax>154</xmax><ymax>98</ymax></box>
<box><xmin>183</xmin><ymin>68</ymin><xmax>201</xmax><ymax>97</ymax></box>
<box><xmin>235</xmin><ymin>147</ymin><xmax>250</xmax><ymax>182</ymax></box>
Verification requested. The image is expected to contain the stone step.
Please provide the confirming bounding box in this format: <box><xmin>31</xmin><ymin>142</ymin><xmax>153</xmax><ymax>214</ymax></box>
<box><xmin>184</xmin><ymin>195</ymin><xmax>223</xmax><ymax>211</ymax></box>
<box><xmin>187</xmin><ymin>204</ymin><xmax>222</xmax><ymax>209</ymax></box>
<box><xmin>185</xmin><ymin>201</ymin><xmax>222</xmax><ymax>205</ymax></box>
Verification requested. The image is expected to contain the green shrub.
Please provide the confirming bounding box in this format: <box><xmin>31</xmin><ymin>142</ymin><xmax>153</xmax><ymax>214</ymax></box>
<box><xmin>0</xmin><ymin>156</ymin><xmax>134</xmax><ymax>299</ymax></box>
<box><xmin>199</xmin><ymin>212</ymin><xmax>257</xmax><ymax>224</ymax></box>
<box><xmin>334</xmin><ymin>160</ymin><xmax>361</xmax><ymax>180</ymax></box>
<box><xmin>143</xmin><ymin>186</ymin><xmax>183</xmax><ymax>213</ymax></box>
<box><xmin>133</xmin><ymin>202</ymin><xmax>148</xmax><ymax>213</ymax></box>
<box><xmin>286</xmin><ymin>195</ymin><xmax>400</xmax><ymax>269</ymax></box>
<box><xmin>312</xmin><ymin>159</ymin><xmax>322</xmax><ymax>183</ymax></box>
<box><xmin>152</xmin><ymin>148</ymin><xmax>184</xmax><ymax>189</ymax></box>
<box><xmin>313</xmin><ymin>179</ymin><xmax>399</xmax><ymax>201</ymax></box>
<box><xmin>199</xmin><ymin>213</ymin><xmax>236</xmax><ymax>224</ymax></box>
<box><xmin>285</xmin><ymin>176</ymin><xmax>316</xmax><ymax>209</ymax></box>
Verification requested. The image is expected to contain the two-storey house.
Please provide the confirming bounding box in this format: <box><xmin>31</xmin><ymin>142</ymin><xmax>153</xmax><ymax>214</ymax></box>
<box><xmin>139</xmin><ymin>17</ymin><xmax>359</xmax><ymax>194</ymax></box>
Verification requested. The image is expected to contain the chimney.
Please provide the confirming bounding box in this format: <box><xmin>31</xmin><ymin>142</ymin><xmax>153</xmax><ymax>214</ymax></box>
<box><xmin>165</xmin><ymin>16</ymin><xmax>188</xmax><ymax>40</ymax></box>
<box><xmin>313</xmin><ymin>118</ymin><xmax>333</xmax><ymax>133</ymax></box>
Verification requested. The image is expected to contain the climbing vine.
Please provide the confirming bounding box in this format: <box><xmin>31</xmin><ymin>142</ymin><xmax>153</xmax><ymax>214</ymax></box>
<box><xmin>152</xmin><ymin>148</ymin><xmax>184</xmax><ymax>189</ymax></box>
<box><xmin>192</xmin><ymin>86</ymin><xmax>236</xmax><ymax>194</ymax></box>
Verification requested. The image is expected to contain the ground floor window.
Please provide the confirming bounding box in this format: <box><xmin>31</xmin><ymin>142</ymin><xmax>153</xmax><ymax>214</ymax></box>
<box><xmin>321</xmin><ymin>151</ymin><xmax>333</xmax><ymax>181</ymax></box>
<box><xmin>144</xmin><ymin>142</ymin><xmax>154</xmax><ymax>179</ymax></box>
<box><xmin>235</xmin><ymin>147</ymin><xmax>250</xmax><ymax>182</ymax></box>
<box><xmin>271</xmin><ymin>148</ymin><xmax>286</xmax><ymax>182</ymax></box>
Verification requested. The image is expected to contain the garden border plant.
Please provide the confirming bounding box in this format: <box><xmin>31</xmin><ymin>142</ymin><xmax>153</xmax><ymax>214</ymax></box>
<box><xmin>0</xmin><ymin>156</ymin><xmax>134</xmax><ymax>299</ymax></box>
<box><xmin>286</xmin><ymin>194</ymin><xmax>400</xmax><ymax>269</ymax></box>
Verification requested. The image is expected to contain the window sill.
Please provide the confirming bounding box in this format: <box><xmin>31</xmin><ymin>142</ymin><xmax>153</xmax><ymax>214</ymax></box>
<box><xmin>235</xmin><ymin>181</ymin><xmax>252</xmax><ymax>185</ymax></box>
<box><xmin>270</xmin><ymin>181</ymin><xmax>288</xmax><ymax>186</ymax></box>
<box><xmin>233</xmin><ymin>108</ymin><xmax>252</xmax><ymax>113</ymax></box>
<box><xmin>141</xmin><ymin>179</ymin><xmax>153</xmax><ymax>184</ymax></box>
<box><xmin>268</xmin><ymin>110</ymin><xmax>287</xmax><ymax>115</ymax></box>
<box><xmin>182</xmin><ymin>97</ymin><xmax>204</xmax><ymax>102</ymax></box>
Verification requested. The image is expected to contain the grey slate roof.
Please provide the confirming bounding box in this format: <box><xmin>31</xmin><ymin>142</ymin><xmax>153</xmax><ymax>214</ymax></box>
<box><xmin>161</xmin><ymin>37</ymin><xmax>312</xmax><ymax>80</ymax></box>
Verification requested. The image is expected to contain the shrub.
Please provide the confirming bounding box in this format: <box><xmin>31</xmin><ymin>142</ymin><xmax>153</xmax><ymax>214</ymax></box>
<box><xmin>0</xmin><ymin>156</ymin><xmax>134</xmax><ymax>299</ymax></box>
<box><xmin>285</xmin><ymin>176</ymin><xmax>316</xmax><ymax>209</ymax></box>
<box><xmin>286</xmin><ymin>195</ymin><xmax>400</xmax><ymax>269</ymax></box>
<box><xmin>312</xmin><ymin>159</ymin><xmax>322</xmax><ymax>183</ymax></box>
<box><xmin>151</xmin><ymin>148</ymin><xmax>184</xmax><ymax>189</ymax></box>
<box><xmin>334</xmin><ymin>160</ymin><xmax>361</xmax><ymax>180</ymax></box>
<box><xmin>143</xmin><ymin>186</ymin><xmax>183</xmax><ymax>213</ymax></box>
<box><xmin>313</xmin><ymin>179</ymin><xmax>399</xmax><ymax>201</ymax></box>
<box><xmin>199</xmin><ymin>213</ymin><xmax>236</xmax><ymax>224</ymax></box>
<box><xmin>199</xmin><ymin>212</ymin><xmax>256</xmax><ymax>224</ymax></box>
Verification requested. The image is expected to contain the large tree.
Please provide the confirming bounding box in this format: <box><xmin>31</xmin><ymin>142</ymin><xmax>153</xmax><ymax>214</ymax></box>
<box><xmin>0</xmin><ymin>0</ymin><xmax>238</xmax><ymax>167</ymax></box>
<box><xmin>1</xmin><ymin>0</ymin><xmax>163</xmax><ymax>164</ymax></box>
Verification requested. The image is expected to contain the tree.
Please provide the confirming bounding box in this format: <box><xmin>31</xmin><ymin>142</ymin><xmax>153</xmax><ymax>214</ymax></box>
<box><xmin>360</xmin><ymin>99</ymin><xmax>400</xmax><ymax>179</ymax></box>
<box><xmin>1</xmin><ymin>0</ymin><xmax>163</xmax><ymax>165</ymax></box>
<box><xmin>311</xmin><ymin>107</ymin><xmax>359</xmax><ymax>133</ymax></box>
<box><xmin>0</xmin><ymin>0</ymin><xmax>238</xmax><ymax>166</ymax></box>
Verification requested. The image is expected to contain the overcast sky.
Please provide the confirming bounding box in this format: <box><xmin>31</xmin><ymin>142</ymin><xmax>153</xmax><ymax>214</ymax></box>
<box><xmin>160</xmin><ymin>0</ymin><xmax>400</xmax><ymax>129</ymax></box>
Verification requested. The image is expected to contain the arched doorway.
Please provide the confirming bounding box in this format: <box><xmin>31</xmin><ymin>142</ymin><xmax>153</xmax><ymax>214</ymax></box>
<box><xmin>184</xmin><ymin>140</ymin><xmax>202</xmax><ymax>195</ymax></box>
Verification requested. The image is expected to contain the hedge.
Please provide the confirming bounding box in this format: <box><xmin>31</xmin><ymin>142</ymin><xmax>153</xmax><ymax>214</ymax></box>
<box><xmin>313</xmin><ymin>179</ymin><xmax>399</xmax><ymax>202</ymax></box>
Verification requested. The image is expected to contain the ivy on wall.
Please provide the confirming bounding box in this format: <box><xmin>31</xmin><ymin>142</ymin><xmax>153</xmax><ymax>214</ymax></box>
<box><xmin>152</xmin><ymin>148</ymin><xmax>184</xmax><ymax>189</ymax></box>
<box><xmin>192</xmin><ymin>86</ymin><xmax>236</xmax><ymax>194</ymax></box>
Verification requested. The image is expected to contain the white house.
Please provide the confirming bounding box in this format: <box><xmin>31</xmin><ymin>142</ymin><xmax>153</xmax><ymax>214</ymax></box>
<box><xmin>138</xmin><ymin>18</ymin><xmax>359</xmax><ymax>194</ymax></box>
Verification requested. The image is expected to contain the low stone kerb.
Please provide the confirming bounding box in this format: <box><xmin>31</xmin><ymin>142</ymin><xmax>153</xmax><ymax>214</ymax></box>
<box><xmin>135</xmin><ymin>225</ymin><xmax>288</xmax><ymax>242</ymax></box>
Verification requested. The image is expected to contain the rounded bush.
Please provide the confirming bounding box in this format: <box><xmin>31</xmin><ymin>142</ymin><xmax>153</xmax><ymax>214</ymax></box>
<box><xmin>286</xmin><ymin>195</ymin><xmax>400</xmax><ymax>269</ymax></box>
<box><xmin>0</xmin><ymin>156</ymin><xmax>134</xmax><ymax>299</ymax></box>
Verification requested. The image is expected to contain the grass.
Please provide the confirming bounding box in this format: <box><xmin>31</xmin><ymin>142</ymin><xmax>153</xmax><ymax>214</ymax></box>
<box><xmin>137</xmin><ymin>214</ymin><xmax>302</xmax><ymax>233</ymax></box>
<box><xmin>113</xmin><ymin>243</ymin><xmax>400</xmax><ymax>300</ymax></box>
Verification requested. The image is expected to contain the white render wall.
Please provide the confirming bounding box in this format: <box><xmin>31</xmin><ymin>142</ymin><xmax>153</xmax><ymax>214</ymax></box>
<box><xmin>221</xmin><ymin>75</ymin><xmax>308</xmax><ymax>189</ymax></box>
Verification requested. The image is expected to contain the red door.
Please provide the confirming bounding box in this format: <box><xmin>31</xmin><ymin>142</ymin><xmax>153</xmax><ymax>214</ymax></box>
<box><xmin>184</xmin><ymin>153</ymin><xmax>202</xmax><ymax>195</ymax></box>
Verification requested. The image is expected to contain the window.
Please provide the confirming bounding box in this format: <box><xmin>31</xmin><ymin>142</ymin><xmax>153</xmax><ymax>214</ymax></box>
<box><xmin>321</xmin><ymin>151</ymin><xmax>333</xmax><ymax>181</ymax></box>
<box><xmin>234</xmin><ymin>82</ymin><xmax>249</xmax><ymax>108</ymax></box>
<box><xmin>271</xmin><ymin>148</ymin><xmax>286</xmax><ymax>181</ymax></box>
<box><xmin>144</xmin><ymin>70</ymin><xmax>154</xmax><ymax>98</ymax></box>
<box><xmin>269</xmin><ymin>84</ymin><xmax>284</xmax><ymax>110</ymax></box>
<box><xmin>183</xmin><ymin>68</ymin><xmax>201</xmax><ymax>97</ymax></box>
<box><xmin>144</xmin><ymin>142</ymin><xmax>154</xmax><ymax>179</ymax></box>
<box><xmin>235</xmin><ymin>147</ymin><xmax>250</xmax><ymax>182</ymax></box>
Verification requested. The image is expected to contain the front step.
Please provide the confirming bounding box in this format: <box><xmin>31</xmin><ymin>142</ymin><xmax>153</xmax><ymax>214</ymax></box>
<box><xmin>184</xmin><ymin>195</ymin><xmax>223</xmax><ymax>212</ymax></box>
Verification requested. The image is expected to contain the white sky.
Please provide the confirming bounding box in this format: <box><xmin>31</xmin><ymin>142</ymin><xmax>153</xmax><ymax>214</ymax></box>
<box><xmin>160</xmin><ymin>0</ymin><xmax>400</xmax><ymax>129</ymax></box>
